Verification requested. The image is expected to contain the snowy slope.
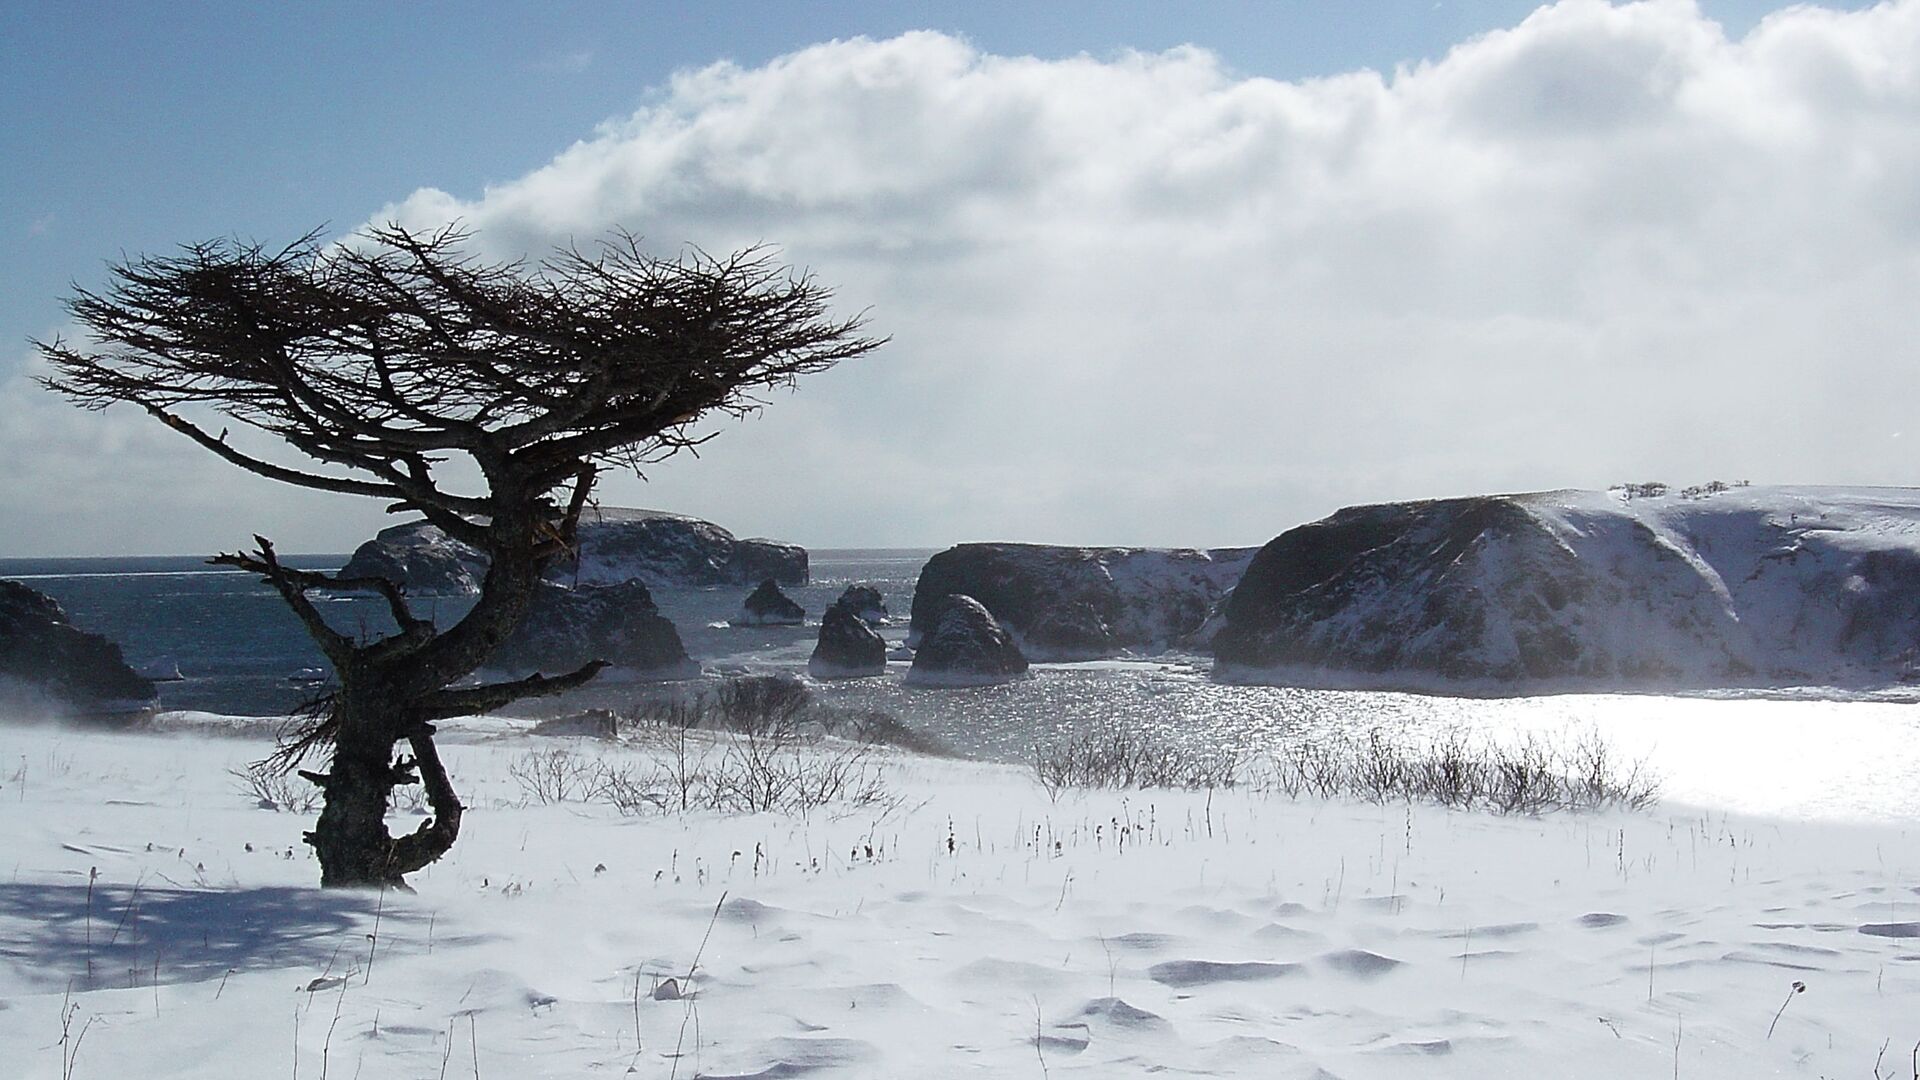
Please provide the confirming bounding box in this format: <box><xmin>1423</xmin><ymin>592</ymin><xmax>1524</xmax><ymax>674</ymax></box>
<box><xmin>1215</xmin><ymin>485</ymin><xmax>1920</xmax><ymax>692</ymax></box>
<box><xmin>1</xmin><ymin>718</ymin><xmax>1915</xmax><ymax>1079</ymax></box>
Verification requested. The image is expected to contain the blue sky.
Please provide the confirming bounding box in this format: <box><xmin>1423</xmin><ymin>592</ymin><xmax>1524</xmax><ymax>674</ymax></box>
<box><xmin>0</xmin><ymin>1</ymin><xmax>1910</xmax><ymax>555</ymax></box>
<box><xmin>4</xmin><ymin>0</ymin><xmax>1570</xmax><ymax>354</ymax></box>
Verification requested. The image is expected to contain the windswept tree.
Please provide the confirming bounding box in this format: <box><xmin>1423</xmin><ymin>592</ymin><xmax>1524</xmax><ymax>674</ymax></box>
<box><xmin>38</xmin><ymin>224</ymin><xmax>881</xmax><ymax>887</ymax></box>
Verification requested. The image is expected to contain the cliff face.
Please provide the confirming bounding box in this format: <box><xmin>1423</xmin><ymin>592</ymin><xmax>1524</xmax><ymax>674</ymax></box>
<box><xmin>341</xmin><ymin>507</ymin><xmax>807</xmax><ymax>594</ymax></box>
<box><xmin>908</xmin><ymin>544</ymin><xmax>1255</xmax><ymax>661</ymax></box>
<box><xmin>0</xmin><ymin>579</ymin><xmax>155</xmax><ymax>718</ymax></box>
<box><xmin>1213</xmin><ymin>487</ymin><xmax>1920</xmax><ymax>692</ymax></box>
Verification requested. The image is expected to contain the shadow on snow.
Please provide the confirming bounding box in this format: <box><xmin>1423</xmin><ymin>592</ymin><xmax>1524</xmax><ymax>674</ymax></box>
<box><xmin>0</xmin><ymin>882</ymin><xmax>425</xmax><ymax>993</ymax></box>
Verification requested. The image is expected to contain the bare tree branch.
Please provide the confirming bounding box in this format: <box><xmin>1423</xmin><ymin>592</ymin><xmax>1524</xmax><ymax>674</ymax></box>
<box><xmin>414</xmin><ymin>660</ymin><xmax>610</xmax><ymax>721</ymax></box>
<box><xmin>208</xmin><ymin>537</ymin><xmax>353</xmax><ymax>665</ymax></box>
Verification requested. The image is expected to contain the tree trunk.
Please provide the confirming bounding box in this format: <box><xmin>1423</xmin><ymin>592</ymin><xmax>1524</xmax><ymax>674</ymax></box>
<box><xmin>306</xmin><ymin>735</ymin><xmax>407</xmax><ymax>888</ymax></box>
<box><xmin>303</xmin><ymin>681</ymin><xmax>466</xmax><ymax>888</ymax></box>
<box><xmin>296</xmin><ymin>513</ymin><xmax>547</xmax><ymax>887</ymax></box>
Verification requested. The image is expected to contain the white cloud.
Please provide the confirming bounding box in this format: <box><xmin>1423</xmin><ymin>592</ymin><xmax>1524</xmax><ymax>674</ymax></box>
<box><xmin>22</xmin><ymin>1</ymin><xmax>1920</xmax><ymax>554</ymax></box>
<box><xmin>0</xmin><ymin>348</ymin><xmax>394</xmax><ymax>556</ymax></box>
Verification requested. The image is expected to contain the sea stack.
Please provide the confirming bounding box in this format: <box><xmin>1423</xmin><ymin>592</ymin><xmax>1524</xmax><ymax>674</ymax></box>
<box><xmin>903</xmin><ymin>594</ymin><xmax>1029</xmax><ymax>687</ymax></box>
<box><xmin>736</xmin><ymin>579</ymin><xmax>806</xmax><ymax>626</ymax></box>
<box><xmin>808</xmin><ymin>601</ymin><xmax>888</xmax><ymax>679</ymax></box>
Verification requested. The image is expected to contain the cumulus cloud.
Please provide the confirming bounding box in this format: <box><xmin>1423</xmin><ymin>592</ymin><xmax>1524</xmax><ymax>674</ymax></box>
<box><xmin>366</xmin><ymin>0</ymin><xmax>1920</xmax><ymax>547</ymax></box>
<box><xmin>0</xmin><ymin>346</ymin><xmax>393</xmax><ymax>556</ymax></box>
<box><xmin>23</xmin><ymin>1</ymin><xmax>1920</xmax><ymax>554</ymax></box>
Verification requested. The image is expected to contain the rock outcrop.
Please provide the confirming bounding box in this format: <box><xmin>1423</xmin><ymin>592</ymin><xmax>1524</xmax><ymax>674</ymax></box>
<box><xmin>341</xmin><ymin>507</ymin><xmax>807</xmax><ymax>594</ymax></box>
<box><xmin>488</xmin><ymin>580</ymin><xmax>699</xmax><ymax>680</ymax></box>
<box><xmin>735</xmin><ymin>579</ymin><xmax>805</xmax><ymax>627</ymax></box>
<box><xmin>833</xmin><ymin>584</ymin><xmax>890</xmax><ymax>626</ymax></box>
<box><xmin>0</xmin><ymin>580</ymin><xmax>156</xmax><ymax>718</ymax></box>
<box><xmin>907</xmin><ymin>544</ymin><xmax>1256</xmax><ymax>660</ymax></box>
<box><xmin>904</xmin><ymin>594</ymin><xmax>1029</xmax><ymax>687</ymax></box>
<box><xmin>530</xmin><ymin>709</ymin><xmax>620</xmax><ymax>739</ymax></box>
<box><xmin>1212</xmin><ymin>486</ymin><xmax>1920</xmax><ymax>693</ymax></box>
<box><xmin>807</xmin><ymin>601</ymin><xmax>888</xmax><ymax>680</ymax></box>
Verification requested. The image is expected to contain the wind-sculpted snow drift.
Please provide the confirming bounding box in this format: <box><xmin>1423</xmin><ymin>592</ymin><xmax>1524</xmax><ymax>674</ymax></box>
<box><xmin>1214</xmin><ymin>486</ymin><xmax>1920</xmax><ymax>693</ymax></box>
<box><xmin>908</xmin><ymin>544</ymin><xmax>1255</xmax><ymax>661</ymax></box>
<box><xmin>341</xmin><ymin>507</ymin><xmax>806</xmax><ymax>593</ymax></box>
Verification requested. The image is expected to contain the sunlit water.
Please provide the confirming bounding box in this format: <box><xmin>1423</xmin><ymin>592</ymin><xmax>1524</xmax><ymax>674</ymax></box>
<box><xmin>7</xmin><ymin>550</ymin><xmax>1918</xmax><ymax>824</ymax></box>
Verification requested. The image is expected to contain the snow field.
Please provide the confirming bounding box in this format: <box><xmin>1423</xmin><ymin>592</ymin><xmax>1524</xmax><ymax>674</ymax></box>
<box><xmin>0</xmin><ymin>720</ymin><xmax>1916</xmax><ymax>1078</ymax></box>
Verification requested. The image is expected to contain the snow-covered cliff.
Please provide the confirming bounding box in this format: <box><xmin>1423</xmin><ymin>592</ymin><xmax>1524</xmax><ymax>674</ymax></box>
<box><xmin>341</xmin><ymin>507</ymin><xmax>806</xmax><ymax>593</ymax></box>
<box><xmin>1213</xmin><ymin>486</ymin><xmax>1920</xmax><ymax>693</ymax></box>
<box><xmin>908</xmin><ymin>543</ymin><xmax>1255</xmax><ymax>661</ymax></box>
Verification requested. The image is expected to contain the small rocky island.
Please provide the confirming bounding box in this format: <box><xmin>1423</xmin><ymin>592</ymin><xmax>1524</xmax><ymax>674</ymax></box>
<box><xmin>735</xmin><ymin>579</ymin><xmax>806</xmax><ymax>626</ymax></box>
<box><xmin>342</xmin><ymin>507</ymin><xmax>806</xmax><ymax>594</ymax></box>
<box><xmin>903</xmin><ymin>594</ymin><xmax>1029</xmax><ymax>686</ymax></box>
<box><xmin>808</xmin><ymin>599</ymin><xmax>888</xmax><ymax>679</ymax></box>
<box><xmin>907</xmin><ymin>543</ymin><xmax>1254</xmax><ymax>660</ymax></box>
<box><xmin>487</xmin><ymin>580</ymin><xmax>699</xmax><ymax>680</ymax></box>
<box><xmin>1213</xmin><ymin>485</ymin><xmax>1920</xmax><ymax>693</ymax></box>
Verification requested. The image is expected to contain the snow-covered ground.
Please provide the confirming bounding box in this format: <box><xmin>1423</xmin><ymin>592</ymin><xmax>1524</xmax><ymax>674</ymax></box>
<box><xmin>2</xmin><ymin>718</ymin><xmax>1916</xmax><ymax>1079</ymax></box>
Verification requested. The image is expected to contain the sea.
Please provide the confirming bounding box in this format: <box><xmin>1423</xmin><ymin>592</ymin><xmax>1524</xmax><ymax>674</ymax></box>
<box><xmin>5</xmin><ymin>550</ymin><xmax>1919</xmax><ymax>824</ymax></box>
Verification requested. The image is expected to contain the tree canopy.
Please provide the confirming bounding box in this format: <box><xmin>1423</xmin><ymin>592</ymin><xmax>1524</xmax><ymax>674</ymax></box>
<box><xmin>38</xmin><ymin>223</ymin><xmax>882</xmax><ymax>886</ymax></box>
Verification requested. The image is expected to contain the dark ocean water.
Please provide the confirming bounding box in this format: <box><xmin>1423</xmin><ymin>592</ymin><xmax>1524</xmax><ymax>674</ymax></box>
<box><xmin>0</xmin><ymin>550</ymin><xmax>931</xmax><ymax>716</ymax></box>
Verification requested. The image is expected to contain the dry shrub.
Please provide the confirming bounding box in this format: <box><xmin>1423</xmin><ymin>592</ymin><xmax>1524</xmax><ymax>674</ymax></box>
<box><xmin>509</xmin><ymin>674</ymin><xmax>913</xmax><ymax>817</ymax></box>
<box><xmin>1252</xmin><ymin>725</ymin><xmax>1659</xmax><ymax>814</ymax></box>
<box><xmin>1032</xmin><ymin>721</ymin><xmax>1239</xmax><ymax>799</ymax></box>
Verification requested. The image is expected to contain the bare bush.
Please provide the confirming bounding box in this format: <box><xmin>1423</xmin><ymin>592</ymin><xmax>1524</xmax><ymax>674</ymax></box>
<box><xmin>507</xmin><ymin>674</ymin><xmax>912</xmax><ymax>817</ymax></box>
<box><xmin>1032</xmin><ymin>721</ymin><xmax>1239</xmax><ymax>798</ymax></box>
<box><xmin>506</xmin><ymin>747</ymin><xmax>602</xmax><ymax>806</ymax></box>
<box><xmin>709</xmin><ymin>673</ymin><xmax>814</xmax><ymax>735</ymax></box>
<box><xmin>230</xmin><ymin>765</ymin><xmax>321</xmax><ymax>812</ymax></box>
<box><xmin>1250</xmin><ymin>726</ymin><xmax>1659</xmax><ymax>814</ymax></box>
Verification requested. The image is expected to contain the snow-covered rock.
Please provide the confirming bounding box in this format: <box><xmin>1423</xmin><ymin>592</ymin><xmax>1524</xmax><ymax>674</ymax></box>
<box><xmin>734</xmin><ymin>579</ymin><xmax>805</xmax><ymax>626</ymax></box>
<box><xmin>807</xmin><ymin>601</ymin><xmax>887</xmax><ymax>680</ymax></box>
<box><xmin>340</xmin><ymin>507</ymin><xmax>807</xmax><ymax>594</ymax></box>
<box><xmin>903</xmin><ymin>594</ymin><xmax>1029</xmax><ymax>687</ymax></box>
<box><xmin>833</xmin><ymin>584</ymin><xmax>889</xmax><ymax>626</ymax></box>
<box><xmin>907</xmin><ymin>544</ymin><xmax>1256</xmax><ymax>660</ymax></box>
<box><xmin>488</xmin><ymin>580</ymin><xmax>699</xmax><ymax>680</ymax></box>
<box><xmin>0</xmin><ymin>579</ymin><xmax>155</xmax><ymax>719</ymax></box>
<box><xmin>1213</xmin><ymin>485</ymin><xmax>1920</xmax><ymax>693</ymax></box>
<box><xmin>339</xmin><ymin>523</ymin><xmax>488</xmax><ymax>594</ymax></box>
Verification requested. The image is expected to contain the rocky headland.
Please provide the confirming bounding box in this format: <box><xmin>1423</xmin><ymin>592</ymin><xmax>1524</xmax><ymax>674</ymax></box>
<box><xmin>1213</xmin><ymin>485</ymin><xmax>1920</xmax><ymax>693</ymax></box>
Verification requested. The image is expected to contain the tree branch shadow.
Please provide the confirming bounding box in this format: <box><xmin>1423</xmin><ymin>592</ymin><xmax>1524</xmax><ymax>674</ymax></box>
<box><xmin>0</xmin><ymin>882</ymin><xmax>426</xmax><ymax>993</ymax></box>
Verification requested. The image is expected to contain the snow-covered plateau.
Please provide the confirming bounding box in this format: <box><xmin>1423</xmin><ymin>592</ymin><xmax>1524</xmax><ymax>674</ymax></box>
<box><xmin>3</xmin><ymin>715</ymin><xmax>1916</xmax><ymax>1079</ymax></box>
<box><xmin>1215</xmin><ymin>485</ymin><xmax>1920</xmax><ymax>693</ymax></box>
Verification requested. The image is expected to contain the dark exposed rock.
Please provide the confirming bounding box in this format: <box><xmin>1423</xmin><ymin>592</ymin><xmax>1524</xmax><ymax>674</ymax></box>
<box><xmin>489</xmin><ymin>579</ymin><xmax>698</xmax><ymax>679</ymax></box>
<box><xmin>904</xmin><ymin>594</ymin><xmax>1028</xmax><ymax>687</ymax></box>
<box><xmin>808</xmin><ymin>601</ymin><xmax>887</xmax><ymax>680</ymax></box>
<box><xmin>0</xmin><ymin>579</ymin><xmax>155</xmax><ymax>718</ymax></box>
<box><xmin>1212</xmin><ymin>486</ymin><xmax>1920</xmax><ymax>693</ymax></box>
<box><xmin>341</xmin><ymin>507</ymin><xmax>807</xmax><ymax>594</ymax></box>
<box><xmin>530</xmin><ymin>709</ymin><xmax>620</xmax><ymax>738</ymax></box>
<box><xmin>907</xmin><ymin>544</ymin><xmax>1255</xmax><ymax>660</ymax></box>
<box><xmin>833</xmin><ymin>584</ymin><xmax>890</xmax><ymax>626</ymax></box>
<box><xmin>736</xmin><ymin>578</ymin><xmax>805</xmax><ymax>627</ymax></box>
